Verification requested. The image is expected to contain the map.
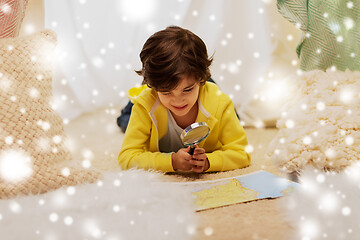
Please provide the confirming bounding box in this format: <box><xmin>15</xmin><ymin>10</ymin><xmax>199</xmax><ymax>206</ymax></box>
<box><xmin>179</xmin><ymin>170</ymin><xmax>299</xmax><ymax>211</ymax></box>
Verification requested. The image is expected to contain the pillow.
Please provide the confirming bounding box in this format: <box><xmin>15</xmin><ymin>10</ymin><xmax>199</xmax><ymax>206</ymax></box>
<box><xmin>278</xmin><ymin>0</ymin><xmax>360</xmax><ymax>71</ymax></box>
<box><xmin>0</xmin><ymin>30</ymin><xmax>102</xmax><ymax>199</ymax></box>
<box><xmin>267</xmin><ymin>69</ymin><xmax>360</xmax><ymax>174</ymax></box>
<box><xmin>0</xmin><ymin>0</ymin><xmax>29</xmax><ymax>38</ymax></box>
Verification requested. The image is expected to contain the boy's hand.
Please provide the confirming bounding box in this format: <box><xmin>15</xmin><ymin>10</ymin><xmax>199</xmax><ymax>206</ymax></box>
<box><xmin>171</xmin><ymin>147</ymin><xmax>193</xmax><ymax>171</ymax></box>
<box><xmin>189</xmin><ymin>145</ymin><xmax>209</xmax><ymax>173</ymax></box>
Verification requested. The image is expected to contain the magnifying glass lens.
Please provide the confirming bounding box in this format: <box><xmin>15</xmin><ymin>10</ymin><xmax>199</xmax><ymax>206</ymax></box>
<box><xmin>180</xmin><ymin>122</ymin><xmax>210</xmax><ymax>155</ymax></box>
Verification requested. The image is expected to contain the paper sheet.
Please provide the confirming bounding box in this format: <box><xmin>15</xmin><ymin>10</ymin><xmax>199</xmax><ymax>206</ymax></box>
<box><xmin>177</xmin><ymin>170</ymin><xmax>299</xmax><ymax>211</ymax></box>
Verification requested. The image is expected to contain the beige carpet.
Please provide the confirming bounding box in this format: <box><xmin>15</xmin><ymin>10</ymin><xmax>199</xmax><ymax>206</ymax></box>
<box><xmin>65</xmin><ymin>107</ymin><xmax>295</xmax><ymax>239</ymax></box>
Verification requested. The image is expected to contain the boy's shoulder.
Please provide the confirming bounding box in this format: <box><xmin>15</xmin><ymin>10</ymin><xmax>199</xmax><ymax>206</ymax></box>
<box><xmin>127</xmin><ymin>85</ymin><xmax>157</xmax><ymax>110</ymax></box>
<box><xmin>200</xmin><ymin>81</ymin><xmax>232</xmax><ymax>116</ymax></box>
<box><xmin>201</xmin><ymin>81</ymin><xmax>231</xmax><ymax>103</ymax></box>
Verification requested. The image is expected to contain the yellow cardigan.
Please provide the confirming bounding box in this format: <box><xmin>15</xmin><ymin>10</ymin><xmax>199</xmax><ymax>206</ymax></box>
<box><xmin>118</xmin><ymin>82</ymin><xmax>251</xmax><ymax>172</ymax></box>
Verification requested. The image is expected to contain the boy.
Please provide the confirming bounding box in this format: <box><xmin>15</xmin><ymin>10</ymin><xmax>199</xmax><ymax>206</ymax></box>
<box><xmin>118</xmin><ymin>26</ymin><xmax>250</xmax><ymax>173</ymax></box>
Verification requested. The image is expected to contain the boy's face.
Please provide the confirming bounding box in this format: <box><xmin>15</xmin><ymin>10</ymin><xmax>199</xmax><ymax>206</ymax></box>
<box><xmin>157</xmin><ymin>76</ymin><xmax>200</xmax><ymax>118</ymax></box>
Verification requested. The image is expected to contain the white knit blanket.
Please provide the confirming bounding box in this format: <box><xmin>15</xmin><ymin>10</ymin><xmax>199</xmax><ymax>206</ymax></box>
<box><xmin>268</xmin><ymin>69</ymin><xmax>360</xmax><ymax>173</ymax></box>
<box><xmin>0</xmin><ymin>170</ymin><xmax>196</xmax><ymax>240</ymax></box>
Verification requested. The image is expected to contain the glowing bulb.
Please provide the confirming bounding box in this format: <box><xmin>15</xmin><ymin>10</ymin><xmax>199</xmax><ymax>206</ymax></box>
<box><xmin>67</xmin><ymin>186</ymin><xmax>76</xmax><ymax>195</ymax></box>
<box><xmin>61</xmin><ymin>168</ymin><xmax>70</xmax><ymax>177</ymax></box>
<box><xmin>344</xmin><ymin>18</ymin><xmax>354</xmax><ymax>30</ymax></box>
<box><xmin>187</xmin><ymin>225</ymin><xmax>196</xmax><ymax>235</ymax></box>
<box><xmin>285</xmin><ymin>120</ymin><xmax>295</xmax><ymax>128</ymax></box>
<box><xmin>325</xmin><ymin>148</ymin><xmax>336</xmax><ymax>159</ymax></box>
<box><xmin>339</xmin><ymin>90</ymin><xmax>353</xmax><ymax>104</ymax></box>
<box><xmin>29</xmin><ymin>88</ymin><xmax>40</xmax><ymax>98</ymax></box>
<box><xmin>347</xmin><ymin>2</ymin><xmax>354</xmax><ymax>8</ymax></box>
<box><xmin>9</xmin><ymin>201</ymin><xmax>22</xmax><ymax>214</ymax></box>
<box><xmin>300</xmin><ymin>177</ymin><xmax>317</xmax><ymax>194</ymax></box>
<box><xmin>204</xmin><ymin>227</ymin><xmax>214</xmax><ymax>236</ymax></box>
<box><xmin>25</xmin><ymin>24</ymin><xmax>35</xmax><ymax>34</ymax></box>
<box><xmin>303</xmin><ymin>136</ymin><xmax>312</xmax><ymax>145</ymax></box>
<box><xmin>41</xmin><ymin>121</ymin><xmax>51</xmax><ymax>131</ymax></box>
<box><xmin>82</xmin><ymin>159</ymin><xmax>91</xmax><ymax>168</ymax></box>
<box><xmin>64</xmin><ymin>216</ymin><xmax>74</xmax><ymax>225</ymax></box>
<box><xmin>49</xmin><ymin>213</ymin><xmax>59</xmax><ymax>222</ymax></box>
<box><xmin>300</xmin><ymin>219</ymin><xmax>319</xmax><ymax>238</ymax></box>
<box><xmin>345</xmin><ymin>136</ymin><xmax>354</xmax><ymax>145</ymax></box>
<box><xmin>227</xmin><ymin>63</ymin><xmax>238</xmax><ymax>73</ymax></box>
<box><xmin>254</xmin><ymin>120</ymin><xmax>264</xmax><ymax>128</ymax></box>
<box><xmin>337</xmin><ymin>36</ymin><xmax>344</xmax><ymax>42</ymax></box>
<box><xmin>0</xmin><ymin>150</ymin><xmax>33</xmax><ymax>182</ymax></box>
<box><xmin>342</xmin><ymin>206</ymin><xmax>351</xmax><ymax>216</ymax></box>
<box><xmin>53</xmin><ymin>135</ymin><xmax>62</xmax><ymax>144</ymax></box>
<box><xmin>319</xmin><ymin>193</ymin><xmax>338</xmax><ymax>212</ymax></box>
<box><xmin>92</xmin><ymin>89</ymin><xmax>99</xmax><ymax>96</ymax></box>
<box><xmin>5</xmin><ymin>136</ymin><xmax>13</xmax><ymax>145</ymax></box>
<box><xmin>245</xmin><ymin>145</ymin><xmax>254</xmax><ymax>153</ymax></box>
<box><xmin>316</xmin><ymin>102</ymin><xmax>325</xmax><ymax>111</ymax></box>
<box><xmin>221</xmin><ymin>40</ymin><xmax>227</xmax><ymax>46</ymax></box>
<box><xmin>113</xmin><ymin>179</ymin><xmax>121</xmax><ymax>187</ymax></box>
<box><xmin>316</xmin><ymin>174</ymin><xmax>325</xmax><ymax>183</ymax></box>
<box><xmin>92</xmin><ymin>56</ymin><xmax>104</xmax><ymax>68</ymax></box>
<box><xmin>1</xmin><ymin>4</ymin><xmax>11</xmax><ymax>13</ymax></box>
<box><xmin>329</xmin><ymin>22</ymin><xmax>341</xmax><ymax>34</ymax></box>
<box><xmin>82</xmin><ymin>149</ymin><xmax>94</xmax><ymax>159</ymax></box>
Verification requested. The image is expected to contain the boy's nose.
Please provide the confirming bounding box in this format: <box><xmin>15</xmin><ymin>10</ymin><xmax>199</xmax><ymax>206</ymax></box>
<box><xmin>173</xmin><ymin>95</ymin><xmax>184</xmax><ymax>103</ymax></box>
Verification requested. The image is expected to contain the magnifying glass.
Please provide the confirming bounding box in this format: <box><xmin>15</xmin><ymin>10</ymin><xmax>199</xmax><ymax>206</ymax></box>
<box><xmin>180</xmin><ymin>122</ymin><xmax>210</xmax><ymax>155</ymax></box>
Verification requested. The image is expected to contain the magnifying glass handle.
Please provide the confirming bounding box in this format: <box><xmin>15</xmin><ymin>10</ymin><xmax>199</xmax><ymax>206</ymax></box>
<box><xmin>188</xmin><ymin>146</ymin><xmax>195</xmax><ymax>155</ymax></box>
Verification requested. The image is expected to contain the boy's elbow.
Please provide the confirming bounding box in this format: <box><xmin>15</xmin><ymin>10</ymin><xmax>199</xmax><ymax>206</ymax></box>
<box><xmin>245</xmin><ymin>152</ymin><xmax>251</xmax><ymax>166</ymax></box>
<box><xmin>238</xmin><ymin>152</ymin><xmax>251</xmax><ymax>169</ymax></box>
<box><xmin>118</xmin><ymin>152</ymin><xmax>130</xmax><ymax>170</ymax></box>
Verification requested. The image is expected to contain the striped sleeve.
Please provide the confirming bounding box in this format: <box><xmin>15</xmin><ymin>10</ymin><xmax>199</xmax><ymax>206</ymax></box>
<box><xmin>0</xmin><ymin>0</ymin><xmax>29</xmax><ymax>38</ymax></box>
<box><xmin>277</xmin><ymin>0</ymin><xmax>308</xmax><ymax>32</ymax></box>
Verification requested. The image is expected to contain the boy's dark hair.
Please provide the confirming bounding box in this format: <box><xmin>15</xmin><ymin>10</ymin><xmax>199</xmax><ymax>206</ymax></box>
<box><xmin>135</xmin><ymin>26</ymin><xmax>213</xmax><ymax>91</ymax></box>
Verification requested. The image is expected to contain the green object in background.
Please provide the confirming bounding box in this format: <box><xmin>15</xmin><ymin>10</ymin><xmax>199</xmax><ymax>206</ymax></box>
<box><xmin>278</xmin><ymin>0</ymin><xmax>360</xmax><ymax>71</ymax></box>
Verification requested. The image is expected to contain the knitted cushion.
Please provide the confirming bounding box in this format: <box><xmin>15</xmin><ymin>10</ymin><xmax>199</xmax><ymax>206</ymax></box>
<box><xmin>277</xmin><ymin>0</ymin><xmax>360</xmax><ymax>71</ymax></box>
<box><xmin>0</xmin><ymin>0</ymin><xmax>29</xmax><ymax>38</ymax></box>
<box><xmin>0</xmin><ymin>30</ymin><xmax>102</xmax><ymax>199</ymax></box>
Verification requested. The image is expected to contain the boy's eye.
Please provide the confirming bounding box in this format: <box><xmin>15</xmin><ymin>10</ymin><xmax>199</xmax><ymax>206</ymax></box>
<box><xmin>184</xmin><ymin>88</ymin><xmax>193</xmax><ymax>92</ymax></box>
<box><xmin>161</xmin><ymin>92</ymin><xmax>171</xmax><ymax>95</ymax></box>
